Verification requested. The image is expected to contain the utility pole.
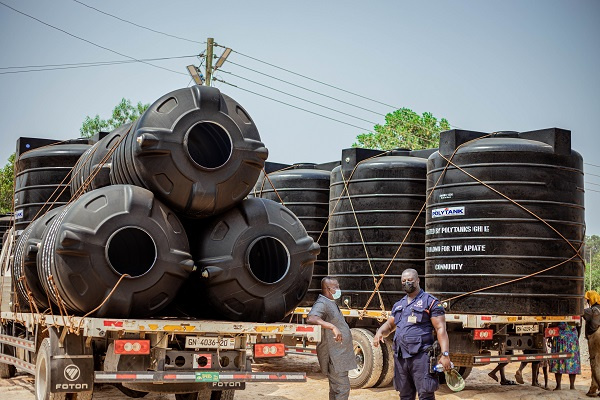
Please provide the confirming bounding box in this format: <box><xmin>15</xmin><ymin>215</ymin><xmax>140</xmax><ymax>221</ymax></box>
<box><xmin>205</xmin><ymin>37</ymin><xmax>214</xmax><ymax>86</ymax></box>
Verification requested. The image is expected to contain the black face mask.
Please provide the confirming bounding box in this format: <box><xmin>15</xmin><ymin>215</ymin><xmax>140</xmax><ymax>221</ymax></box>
<box><xmin>402</xmin><ymin>282</ymin><xmax>417</xmax><ymax>294</ymax></box>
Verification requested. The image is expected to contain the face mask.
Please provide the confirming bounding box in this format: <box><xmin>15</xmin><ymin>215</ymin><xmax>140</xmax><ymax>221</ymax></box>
<box><xmin>402</xmin><ymin>282</ymin><xmax>417</xmax><ymax>294</ymax></box>
<box><xmin>331</xmin><ymin>289</ymin><xmax>342</xmax><ymax>300</ymax></box>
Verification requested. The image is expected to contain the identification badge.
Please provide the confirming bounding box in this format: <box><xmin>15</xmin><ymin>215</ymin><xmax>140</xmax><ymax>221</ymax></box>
<box><xmin>407</xmin><ymin>315</ymin><xmax>417</xmax><ymax>323</ymax></box>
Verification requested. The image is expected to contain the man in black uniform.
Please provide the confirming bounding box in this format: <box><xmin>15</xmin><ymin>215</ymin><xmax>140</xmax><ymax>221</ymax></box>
<box><xmin>373</xmin><ymin>268</ymin><xmax>451</xmax><ymax>400</ymax></box>
<box><xmin>307</xmin><ymin>277</ymin><xmax>357</xmax><ymax>400</ymax></box>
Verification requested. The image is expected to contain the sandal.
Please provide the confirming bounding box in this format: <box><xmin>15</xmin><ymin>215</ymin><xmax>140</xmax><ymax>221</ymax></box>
<box><xmin>515</xmin><ymin>370</ymin><xmax>524</xmax><ymax>384</ymax></box>
<box><xmin>500</xmin><ymin>380</ymin><xmax>518</xmax><ymax>386</ymax></box>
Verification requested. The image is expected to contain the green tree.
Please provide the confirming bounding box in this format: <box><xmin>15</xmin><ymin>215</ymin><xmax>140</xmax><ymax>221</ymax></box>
<box><xmin>0</xmin><ymin>153</ymin><xmax>15</xmax><ymax>214</ymax></box>
<box><xmin>584</xmin><ymin>235</ymin><xmax>600</xmax><ymax>292</ymax></box>
<box><xmin>354</xmin><ymin>108</ymin><xmax>450</xmax><ymax>150</ymax></box>
<box><xmin>80</xmin><ymin>98</ymin><xmax>149</xmax><ymax>138</ymax></box>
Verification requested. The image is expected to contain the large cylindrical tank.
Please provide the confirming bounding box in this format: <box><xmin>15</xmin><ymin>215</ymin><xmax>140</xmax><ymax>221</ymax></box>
<box><xmin>176</xmin><ymin>197</ymin><xmax>320</xmax><ymax>322</ymax></box>
<box><xmin>14</xmin><ymin>142</ymin><xmax>90</xmax><ymax>231</ymax></box>
<box><xmin>328</xmin><ymin>148</ymin><xmax>431</xmax><ymax>311</ymax></box>
<box><xmin>252</xmin><ymin>163</ymin><xmax>332</xmax><ymax>306</ymax></box>
<box><xmin>37</xmin><ymin>184</ymin><xmax>194</xmax><ymax>318</ymax></box>
<box><xmin>12</xmin><ymin>207</ymin><xmax>64</xmax><ymax>311</ymax></box>
<box><xmin>425</xmin><ymin>128</ymin><xmax>585</xmax><ymax>315</ymax></box>
<box><xmin>70</xmin><ymin>124</ymin><xmax>130</xmax><ymax>196</ymax></box>
<box><xmin>0</xmin><ymin>214</ymin><xmax>11</xmax><ymax>250</ymax></box>
<box><xmin>109</xmin><ymin>85</ymin><xmax>268</xmax><ymax>218</ymax></box>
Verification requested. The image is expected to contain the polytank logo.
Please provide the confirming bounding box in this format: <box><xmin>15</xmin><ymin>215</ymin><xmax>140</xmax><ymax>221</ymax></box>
<box><xmin>431</xmin><ymin>206</ymin><xmax>465</xmax><ymax>218</ymax></box>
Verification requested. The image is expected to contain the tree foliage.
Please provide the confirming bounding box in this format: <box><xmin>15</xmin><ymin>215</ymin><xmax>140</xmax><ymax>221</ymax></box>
<box><xmin>0</xmin><ymin>153</ymin><xmax>15</xmax><ymax>214</ymax></box>
<box><xmin>584</xmin><ymin>235</ymin><xmax>600</xmax><ymax>292</ymax></box>
<box><xmin>354</xmin><ymin>108</ymin><xmax>451</xmax><ymax>150</ymax></box>
<box><xmin>80</xmin><ymin>98</ymin><xmax>149</xmax><ymax>138</ymax></box>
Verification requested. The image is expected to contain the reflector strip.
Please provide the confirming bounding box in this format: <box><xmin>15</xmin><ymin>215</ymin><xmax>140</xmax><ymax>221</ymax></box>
<box><xmin>0</xmin><ymin>354</ymin><xmax>35</xmax><ymax>375</ymax></box>
<box><xmin>474</xmin><ymin>352</ymin><xmax>573</xmax><ymax>365</ymax></box>
<box><xmin>0</xmin><ymin>334</ymin><xmax>35</xmax><ymax>351</ymax></box>
<box><xmin>94</xmin><ymin>371</ymin><xmax>306</xmax><ymax>383</ymax></box>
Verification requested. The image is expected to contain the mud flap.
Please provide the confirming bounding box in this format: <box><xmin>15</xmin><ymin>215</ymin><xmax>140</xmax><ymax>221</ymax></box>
<box><xmin>48</xmin><ymin>327</ymin><xmax>94</xmax><ymax>393</ymax></box>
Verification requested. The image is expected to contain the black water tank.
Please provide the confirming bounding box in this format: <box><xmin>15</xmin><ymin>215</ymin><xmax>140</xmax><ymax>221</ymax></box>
<box><xmin>70</xmin><ymin>124</ymin><xmax>130</xmax><ymax>196</ymax></box>
<box><xmin>177</xmin><ymin>197</ymin><xmax>320</xmax><ymax>322</ymax></box>
<box><xmin>252</xmin><ymin>163</ymin><xmax>332</xmax><ymax>306</ymax></box>
<box><xmin>14</xmin><ymin>142</ymin><xmax>90</xmax><ymax>231</ymax></box>
<box><xmin>0</xmin><ymin>214</ymin><xmax>12</xmax><ymax>250</ymax></box>
<box><xmin>425</xmin><ymin>128</ymin><xmax>585</xmax><ymax>315</ymax></box>
<box><xmin>328</xmin><ymin>148</ymin><xmax>432</xmax><ymax>311</ymax></box>
<box><xmin>13</xmin><ymin>207</ymin><xmax>64</xmax><ymax>311</ymax></box>
<box><xmin>37</xmin><ymin>184</ymin><xmax>194</xmax><ymax>317</ymax></box>
<box><xmin>109</xmin><ymin>86</ymin><xmax>268</xmax><ymax>218</ymax></box>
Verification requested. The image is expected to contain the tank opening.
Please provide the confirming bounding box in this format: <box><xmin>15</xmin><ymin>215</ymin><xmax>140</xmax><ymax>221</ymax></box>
<box><xmin>107</xmin><ymin>227</ymin><xmax>156</xmax><ymax>277</ymax></box>
<box><xmin>186</xmin><ymin>122</ymin><xmax>232</xmax><ymax>169</ymax></box>
<box><xmin>248</xmin><ymin>237</ymin><xmax>289</xmax><ymax>284</ymax></box>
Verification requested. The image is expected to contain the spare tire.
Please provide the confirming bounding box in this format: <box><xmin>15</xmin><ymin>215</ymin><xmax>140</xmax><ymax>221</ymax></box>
<box><xmin>177</xmin><ymin>197</ymin><xmax>319</xmax><ymax>322</ymax></box>
<box><xmin>109</xmin><ymin>85</ymin><xmax>268</xmax><ymax>218</ymax></box>
<box><xmin>37</xmin><ymin>184</ymin><xmax>194</xmax><ymax>317</ymax></box>
<box><xmin>71</xmin><ymin>124</ymin><xmax>131</xmax><ymax>196</ymax></box>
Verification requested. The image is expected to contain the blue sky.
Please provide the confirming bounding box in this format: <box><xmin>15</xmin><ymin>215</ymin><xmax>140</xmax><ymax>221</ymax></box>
<box><xmin>1</xmin><ymin>0</ymin><xmax>598</xmax><ymax>234</ymax></box>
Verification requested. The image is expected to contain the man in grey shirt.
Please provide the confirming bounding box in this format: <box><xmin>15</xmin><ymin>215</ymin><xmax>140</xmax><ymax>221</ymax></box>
<box><xmin>307</xmin><ymin>276</ymin><xmax>357</xmax><ymax>400</ymax></box>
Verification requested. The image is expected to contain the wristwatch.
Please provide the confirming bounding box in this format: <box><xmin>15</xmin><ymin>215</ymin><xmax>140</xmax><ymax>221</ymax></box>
<box><xmin>441</xmin><ymin>351</ymin><xmax>450</xmax><ymax>357</ymax></box>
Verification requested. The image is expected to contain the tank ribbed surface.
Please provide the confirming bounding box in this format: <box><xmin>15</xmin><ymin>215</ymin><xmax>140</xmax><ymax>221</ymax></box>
<box><xmin>425</xmin><ymin>129</ymin><xmax>585</xmax><ymax>315</ymax></box>
<box><xmin>328</xmin><ymin>149</ymin><xmax>429</xmax><ymax>310</ymax></box>
<box><xmin>252</xmin><ymin>164</ymin><xmax>330</xmax><ymax>306</ymax></box>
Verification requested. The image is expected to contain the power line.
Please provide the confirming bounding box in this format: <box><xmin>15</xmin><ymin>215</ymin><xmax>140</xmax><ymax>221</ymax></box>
<box><xmin>226</xmin><ymin>47</ymin><xmax>400</xmax><ymax>110</ymax></box>
<box><xmin>219</xmin><ymin>69</ymin><xmax>379</xmax><ymax>126</ymax></box>
<box><xmin>587</xmin><ymin>181</ymin><xmax>600</xmax><ymax>187</ymax></box>
<box><xmin>214</xmin><ymin>78</ymin><xmax>373</xmax><ymax>132</ymax></box>
<box><xmin>587</xmin><ymin>172</ymin><xmax>600</xmax><ymax>178</ymax></box>
<box><xmin>0</xmin><ymin>55</ymin><xmax>197</xmax><ymax>70</ymax></box>
<box><xmin>71</xmin><ymin>0</ymin><xmax>204</xmax><ymax>45</ymax></box>
<box><xmin>225</xmin><ymin>60</ymin><xmax>383</xmax><ymax>116</ymax></box>
<box><xmin>586</xmin><ymin>163</ymin><xmax>600</xmax><ymax>169</ymax></box>
<box><xmin>0</xmin><ymin>56</ymin><xmax>198</xmax><ymax>75</ymax></box>
<box><xmin>0</xmin><ymin>1</ymin><xmax>187</xmax><ymax>77</ymax></box>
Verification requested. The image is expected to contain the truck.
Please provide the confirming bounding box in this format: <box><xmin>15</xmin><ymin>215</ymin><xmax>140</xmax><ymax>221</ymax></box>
<box><xmin>0</xmin><ymin>228</ymin><xmax>321</xmax><ymax>400</ymax></box>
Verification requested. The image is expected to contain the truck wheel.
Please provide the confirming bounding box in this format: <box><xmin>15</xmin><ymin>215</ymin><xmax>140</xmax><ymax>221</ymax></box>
<box><xmin>114</xmin><ymin>383</ymin><xmax>149</xmax><ymax>398</ymax></box>
<box><xmin>211</xmin><ymin>390</ymin><xmax>234</xmax><ymax>400</ymax></box>
<box><xmin>374</xmin><ymin>336</ymin><xmax>394</xmax><ymax>387</ymax></box>
<box><xmin>0</xmin><ymin>362</ymin><xmax>16</xmax><ymax>379</ymax></box>
<box><xmin>35</xmin><ymin>339</ymin><xmax>93</xmax><ymax>400</ymax></box>
<box><xmin>348</xmin><ymin>328</ymin><xmax>383</xmax><ymax>389</ymax></box>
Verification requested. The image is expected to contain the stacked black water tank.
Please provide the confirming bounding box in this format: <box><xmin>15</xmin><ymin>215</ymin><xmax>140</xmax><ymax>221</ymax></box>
<box><xmin>425</xmin><ymin>128</ymin><xmax>585</xmax><ymax>315</ymax></box>
<box><xmin>11</xmin><ymin>85</ymin><xmax>319</xmax><ymax>321</ymax></box>
<box><xmin>14</xmin><ymin>138</ymin><xmax>90</xmax><ymax>231</ymax></box>
<box><xmin>328</xmin><ymin>147</ymin><xmax>434</xmax><ymax>310</ymax></box>
<box><xmin>251</xmin><ymin>162</ymin><xmax>337</xmax><ymax>306</ymax></box>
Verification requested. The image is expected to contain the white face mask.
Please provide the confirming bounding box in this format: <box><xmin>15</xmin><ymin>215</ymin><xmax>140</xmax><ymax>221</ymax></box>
<box><xmin>331</xmin><ymin>288</ymin><xmax>342</xmax><ymax>300</ymax></box>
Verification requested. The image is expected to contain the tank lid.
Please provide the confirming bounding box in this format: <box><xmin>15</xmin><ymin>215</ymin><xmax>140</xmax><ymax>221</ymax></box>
<box><xmin>439</xmin><ymin>128</ymin><xmax>572</xmax><ymax>156</ymax></box>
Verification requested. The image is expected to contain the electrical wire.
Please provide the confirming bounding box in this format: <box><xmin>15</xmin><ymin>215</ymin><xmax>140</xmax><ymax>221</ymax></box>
<box><xmin>226</xmin><ymin>47</ymin><xmax>400</xmax><ymax>109</ymax></box>
<box><xmin>214</xmin><ymin>77</ymin><xmax>373</xmax><ymax>132</ymax></box>
<box><xmin>0</xmin><ymin>55</ymin><xmax>197</xmax><ymax>70</ymax></box>
<box><xmin>586</xmin><ymin>172</ymin><xmax>600</xmax><ymax>178</ymax></box>
<box><xmin>219</xmin><ymin>69</ymin><xmax>379</xmax><ymax>125</ymax></box>
<box><xmin>586</xmin><ymin>162</ymin><xmax>600</xmax><ymax>169</ymax></box>
<box><xmin>0</xmin><ymin>56</ymin><xmax>198</xmax><ymax>75</ymax></box>
<box><xmin>587</xmin><ymin>181</ymin><xmax>600</xmax><ymax>187</ymax></box>
<box><xmin>225</xmin><ymin>60</ymin><xmax>383</xmax><ymax>116</ymax></box>
<box><xmin>71</xmin><ymin>0</ymin><xmax>204</xmax><ymax>44</ymax></box>
<box><xmin>0</xmin><ymin>1</ymin><xmax>187</xmax><ymax>77</ymax></box>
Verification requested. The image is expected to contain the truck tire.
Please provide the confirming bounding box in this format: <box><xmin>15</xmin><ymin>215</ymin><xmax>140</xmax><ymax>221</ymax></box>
<box><xmin>35</xmin><ymin>338</ymin><xmax>94</xmax><ymax>400</ymax></box>
<box><xmin>349</xmin><ymin>328</ymin><xmax>383</xmax><ymax>389</ymax></box>
<box><xmin>0</xmin><ymin>362</ymin><xmax>16</xmax><ymax>379</ymax></box>
<box><xmin>114</xmin><ymin>383</ymin><xmax>148</xmax><ymax>398</ymax></box>
<box><xmin>212</xmin><ymin>390</ymin><xmax>234</xmax><ymax>400</ymax></box>
<box><xmin>374</xmin><ymin>335</ymin><xmax>395</xmax><ymax>387</ymax></box>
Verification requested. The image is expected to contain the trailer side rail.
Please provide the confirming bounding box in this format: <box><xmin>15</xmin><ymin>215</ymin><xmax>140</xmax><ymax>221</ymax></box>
<box><xmin>473</xmin><ymin>351</ymin><xmax>574</xmax><ymax>365</ymax></box>
<box><xmin>94</xmin><ymin>371</ymin><xmax>306</xmax><ymax>383</ymax></box>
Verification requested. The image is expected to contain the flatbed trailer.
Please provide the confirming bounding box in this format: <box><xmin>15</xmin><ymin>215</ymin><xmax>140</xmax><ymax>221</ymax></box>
<box><xmin>290</xmin><ymin>306</ymin><xmax>577</xmax><ymax>389</ymax></box>
<box><xmin>0</xmin><ymin>225</ymin><xmax>321</xmax><ymax>400</ymax></box>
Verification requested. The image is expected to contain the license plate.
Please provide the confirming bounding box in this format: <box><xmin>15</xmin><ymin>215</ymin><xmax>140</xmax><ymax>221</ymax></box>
<box><xmin>516</xmin><ymin>324</ymin><xmax>539</xmax><ymax>334</ymax></box>
<box><xmin>185</xmin><ymin>336</ymin><xmax>235</xmax><ymax>349</ymax></box>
